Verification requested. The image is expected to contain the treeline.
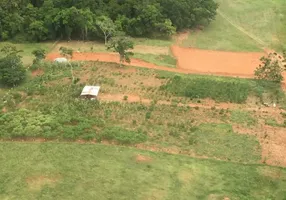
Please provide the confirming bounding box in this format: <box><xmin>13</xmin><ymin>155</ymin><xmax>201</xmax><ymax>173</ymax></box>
<box><xmin>0</xmin><ymin>0</ymin><xmax>218</xmax><ymax>42</ymax></box>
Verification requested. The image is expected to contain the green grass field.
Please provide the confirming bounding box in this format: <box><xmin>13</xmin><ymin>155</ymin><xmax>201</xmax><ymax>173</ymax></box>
<box><xmin>183</xmin><ymin>0</ymin><xmax>286</xmax><ymax>52</ymax></box>
<box><xmin>1</xmin><ymin>142</ymin><xmax>286</xmax><ymax>200</ymax></box>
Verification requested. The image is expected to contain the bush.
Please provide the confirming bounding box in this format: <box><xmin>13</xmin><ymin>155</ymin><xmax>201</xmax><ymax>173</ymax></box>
<box><xmin>0</xmin><ymin>54</ymin><xmax>26</xmax><ymax>87</ymax></box>
<box><xmin>100</xmin><ymin>126</ymin><xmax>147</xmax><ymax>144</ymax></box>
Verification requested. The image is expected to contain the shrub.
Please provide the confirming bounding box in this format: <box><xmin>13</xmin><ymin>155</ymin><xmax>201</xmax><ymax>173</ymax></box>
<box><xmin>255</xmin><ymin>53</ymin><xmax>285</xmax><ymax>83</ymax></box>
<box><xmin>145</xmin><ymin>111</ymin><xmax>152</xmax><ymax>120</ymax></box>
<box><xmin>0</xmin><ymin>49</ymin><xmax>26</xmax><ymax>87</ymax></box>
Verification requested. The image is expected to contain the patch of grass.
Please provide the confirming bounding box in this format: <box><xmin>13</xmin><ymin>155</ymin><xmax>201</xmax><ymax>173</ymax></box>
<box><xmin>159</xmin><ymin>73</ymin><xmax>285</xmax><ymax>104</ymax></box>
<box><xmin>0</xmin><ymin>42</ymin><xmax>53</xmax><ymax>65</ymax></box>
<box><xmin>265</xmin><ymin>118</ymin><xmax>286</xmax><ymax>128</ymax></box>
<box><xmin>188</xmin><ymin>123</ymin><xmax>261</xmax><ymax>163</ymax></box>
<box><xmin>133</xmin><ymin>38</ymin><xmax>174</xmax><ymax>47</ymax></box>
<box><xmin>162</xmin><ymin>75</ymin><xmax>250</xmax><ymax>103</ymax></box>
<box><xmin>231</xmin><ymin>110</ymin><xmax>257</xmax><ymax>126</ymax></box>
<box><xmin>99</xmin><ymin>126</ymin><xmax>147</xmax><ymax>144</ymax></box>
<box><xmin>134</xmin><ymin>53</ymin><xmax>177</xmax><ymax>68</ymax></box>
<box><xmin>183</xmin><ymin>14</ymin><xmax>261</xmax><ymax>52</ymax></box>
<box><xmin>215</xmin><ymin>0</ymin><xmax>286</xmax><ymax>51</ymax></box>
<box><xmin>1</xmin><ymin>143</ymin><xmax>285</xmax><ymax>200</ymax></box>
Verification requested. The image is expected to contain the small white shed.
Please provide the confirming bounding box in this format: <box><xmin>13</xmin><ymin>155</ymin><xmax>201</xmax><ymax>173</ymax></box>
<box><xmin>80</xmin><ymin>86</ymin><xmax>100</xmax><ymax>100</ymax></box>
<box><xmin>54</xmin><ymin>57</ymin><xmax>68</xmax><ymax>63</ymax></box>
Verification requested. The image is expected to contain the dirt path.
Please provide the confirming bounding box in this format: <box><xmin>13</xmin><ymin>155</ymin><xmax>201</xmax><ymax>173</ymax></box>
<box><xmin>47</xmin><ymin>50</ymin><xmax>264</xmax><ymax>79</ymax></box>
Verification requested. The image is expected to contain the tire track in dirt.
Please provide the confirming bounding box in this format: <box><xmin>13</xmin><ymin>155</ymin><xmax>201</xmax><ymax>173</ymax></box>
<box><xmin>217</xmin><ymin>10</ymin><xmax>266</xmax><ymax>49</ymax></box>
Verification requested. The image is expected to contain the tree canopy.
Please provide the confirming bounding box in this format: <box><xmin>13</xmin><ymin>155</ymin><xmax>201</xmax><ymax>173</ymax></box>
<box><xmin>0</xmin><ymin>0</ymin><xmax>218</xmax><ymax>42</ymax></box>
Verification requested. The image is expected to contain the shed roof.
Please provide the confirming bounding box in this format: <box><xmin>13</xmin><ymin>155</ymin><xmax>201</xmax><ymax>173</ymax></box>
<box><xmin>80</xmin><ymin>86</ymin><xmax>100</xmax><ymax>96</ymax></box>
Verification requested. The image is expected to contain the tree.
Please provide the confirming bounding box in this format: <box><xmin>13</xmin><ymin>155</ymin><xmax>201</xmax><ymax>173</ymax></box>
<box><xmin>255</xmin><ymin>52</ymin><xmax>286</xmax><ymax>83</ymax></box>
<box><xmin>28</xmin><ymin>20</ymin><xmax>48</xmax><ymax>41</ymax></box>
<box><xmin>32</xmin><ymin>48</ymin><xmax>46</xmax><ymax>64</ymax></box>
<box><xmin>0</xmin><ymin>45</ymin><xmax>26</xmax><ymax>87</ymax></box>
<box><xmin>96</xmin><ymin>16</ymin><xmax>116</xmax><ymax>45</ymax></box>
<box><xmin>107</xmin><ymin>35</ymin><xmax>134</xmax><ymax>67</ymax></box>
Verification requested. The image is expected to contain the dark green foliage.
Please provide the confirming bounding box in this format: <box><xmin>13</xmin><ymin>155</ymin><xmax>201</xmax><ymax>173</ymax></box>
<box><xmin>0</xmin><ymin>0</ymin><xmax>217</xmax><ymax>41</ymax></box>
<box><xmin>0</xmin><ymin>46</ymin><xmax>26</xmax><ymax>87</ymax></box>
<box><xmin>100</xmin><ymin>126</ymin><xmax>147</xmax><ymax>144</ymax></box>
<box><xmin>162</xmin><ymin>75</ymin><xmax>250</xmax><ymax>103</ymax></box>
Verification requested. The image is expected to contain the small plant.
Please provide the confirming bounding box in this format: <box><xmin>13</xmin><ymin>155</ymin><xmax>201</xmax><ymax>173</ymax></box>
<box><xmin>123</xmin><ymin>95</ymin><xmax>128</xmax><ymax>101</ymax></box>
<box><xmin>145</xmin><ymin>111</ymin><xmax>152</xmax><ymax>120</ymax></box>
<box><xmin>219</xmin><ymin>109</ymin><xmax>224</xmax><ymax>115</ymax></box>
<box><xmin>32</xmin><ymin>48</ymin><xmax>46</xmax><ymax>64</ymax></box>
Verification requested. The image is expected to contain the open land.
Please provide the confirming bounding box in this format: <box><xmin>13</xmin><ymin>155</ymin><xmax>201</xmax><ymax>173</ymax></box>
<box><xmin>1</xmin><ymin>0</ymin><xmax>286</xmax><ymax>199</ymax></box>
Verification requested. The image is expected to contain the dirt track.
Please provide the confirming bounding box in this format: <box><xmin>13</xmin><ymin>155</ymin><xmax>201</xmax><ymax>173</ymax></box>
<box><xmin>47</xmin><ymin>46</ymin><xmax>286</xmax><ymax>84</ymax></box>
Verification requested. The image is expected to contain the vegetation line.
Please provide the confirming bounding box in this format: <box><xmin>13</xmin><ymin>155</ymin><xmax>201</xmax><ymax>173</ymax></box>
<box><xmin>217</xmin><ymin>9</ymin><xmax>266</xmax><ymax>49</ymax></box>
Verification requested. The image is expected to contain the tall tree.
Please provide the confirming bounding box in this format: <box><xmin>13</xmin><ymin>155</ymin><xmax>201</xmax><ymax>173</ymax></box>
<box><xmin>96</xmin><ymin>16</ymin><xmax>116</xmax><ymax>45</ymax></box>
<box><xmin>107</xmin><ymin>35</ymin><xmax>134</xmax><ymax>67</ymax></box>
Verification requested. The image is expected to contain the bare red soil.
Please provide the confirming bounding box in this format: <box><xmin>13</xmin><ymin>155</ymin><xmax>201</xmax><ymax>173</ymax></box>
<box><xmin>171</xmin><ymin>45</ymin><xmax>265</xmax><ymax>78</ymax></box>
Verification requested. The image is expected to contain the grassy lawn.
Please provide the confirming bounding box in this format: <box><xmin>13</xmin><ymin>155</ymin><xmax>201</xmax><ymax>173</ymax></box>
<box><xmin>1</xmin><ymin>142</ymin><xmax>286</xmax><ymax>200</ymax></box>
<box><xmin>0</xmin><ymin>42</ymin><xmax>54</xmax><ymax>65</ymax></box>
<box><xmin>134</xmin><ymin>53</ymin><xmax>177</xmax><ymax>68</ymax></box>
<box><xmin>183</xmin><ymin>0</ymin><xmax>286</xmax><ymax>51</ymax></box>
<box><xmin>215</xmin><ymin>0</ymin><xmax>286</xmax><ymax>51</ymax></box>
<box><xmin>183</xmin><ymin>14</ymin><xmax>261</xmax><ymax>52</ymax></box>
